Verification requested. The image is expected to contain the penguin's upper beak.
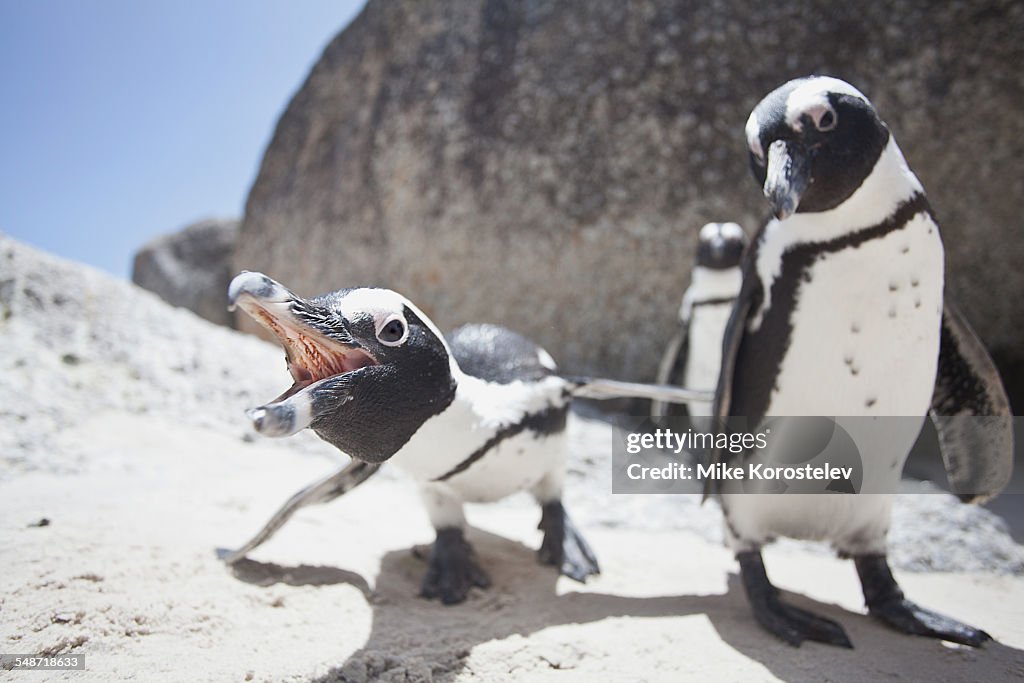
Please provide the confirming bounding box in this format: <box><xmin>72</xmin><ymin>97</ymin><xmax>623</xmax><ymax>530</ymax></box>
<box><xmin>763</xmin><ymin>139</ymin><xmax>811</xmax><ymax>221</ymax></box>
<box><xmin>228</xmin><ymin>272</ymin><xmax>378</xmax><ymax>437</ymax></box>
<box><xmin>228</xmin><ymin>271</ymin><xmax>297</xmax><ymax>313</ymax></box>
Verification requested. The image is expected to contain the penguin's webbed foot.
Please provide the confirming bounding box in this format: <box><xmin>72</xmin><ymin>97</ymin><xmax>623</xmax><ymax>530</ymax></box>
<box><xmin>868</xmin><ymin>598</ymin><xmax>991</xmax><ymax>647</ymax></box>
<box><xmin>749</xmin><ymin>593</ymin><xmax>854</xmax><ymax>648</ymax></box>
<box><xmin>739</xmin><ymin>551</ymin><xmax>853</xmax><ymax>648</ymax></box>
<box><xmin>419</xmin><ymin>527</ymin><xmax>490</xmax><ymax>605</ymax></box>
<box><xmin>855</xmin><ymin>554</ymin><xmax>990</xmax><ymax>647</ymax></box>
<box><xmin>537</xmin><ymin>501</ymin><xmax>601</xmax><ymax>582</ymax></box>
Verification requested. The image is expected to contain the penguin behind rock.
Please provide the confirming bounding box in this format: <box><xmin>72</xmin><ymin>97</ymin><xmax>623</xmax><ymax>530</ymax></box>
<box><xmin>652</xmin><ymin>222</ymin><xmax>747</xmax><ymax>427</ymax></box>
<box><xmin>223</xmin><ymin>272</ymin><xmax>710</xmax><ymax>604</ymax></box>
<box><xmin>710</xmin><ymin>75</ymin><xmax>1013</xmax><ymax>648</ymax></box>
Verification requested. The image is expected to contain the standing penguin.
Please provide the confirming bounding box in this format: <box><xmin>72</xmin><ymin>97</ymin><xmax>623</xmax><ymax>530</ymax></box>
<box><xmin>652</xmin><ymin>222</ymin><xmax>747</xmax><ymax>427</ymax></box>
<box><xmin>712</xmin><ymin>76</ymin><xmax>1013</xmax><ymax>647</ymax></box>
<box><xmin>224</xmin><ymin>272</ymin><xmax>710</xmax><ymax>604</ymax></box>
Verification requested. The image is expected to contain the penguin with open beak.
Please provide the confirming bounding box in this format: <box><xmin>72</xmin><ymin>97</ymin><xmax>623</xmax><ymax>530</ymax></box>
<box><xmin>224</xmin><ymin>272</ymin><xmax>710</xmax><ymax>604</ymax></box>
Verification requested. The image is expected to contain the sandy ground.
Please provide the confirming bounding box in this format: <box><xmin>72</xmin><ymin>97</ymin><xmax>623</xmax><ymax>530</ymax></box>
<box><xmin>2</xmin><ymin>234</ymin><xmax>1023</xmax><ymax>681</ymax></box>
<box><xmin>2</xmin><ymin>411</ymin><xmax>1023</xmax><ymax>683</ymax></box>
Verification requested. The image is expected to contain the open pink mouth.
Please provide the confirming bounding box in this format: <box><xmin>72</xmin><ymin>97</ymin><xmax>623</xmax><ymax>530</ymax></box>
<box><xmin>248</xmin><ymin>306</ymin><xmax>378</xmax><ymax>402</ymax></box>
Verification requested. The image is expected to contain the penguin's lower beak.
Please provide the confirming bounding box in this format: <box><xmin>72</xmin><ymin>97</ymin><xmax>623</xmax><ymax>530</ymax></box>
<box><xmin>228</xmin><ymin>271</ymin><xmax>378</xmax><ymax>437</ymax></box>
<box><xmin>245</xmin><ymin>374</ymin><xmax>355</xmax><ymax>437</ymax></box>
<box><xmin>763</xmin><ymin>139</ymin><xmax>810</xmax><ymax>221</ymax></box>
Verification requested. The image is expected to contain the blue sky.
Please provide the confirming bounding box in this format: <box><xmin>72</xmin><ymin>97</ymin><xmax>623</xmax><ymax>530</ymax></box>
<box><xmin>0</xmin><ymin>1</ymin><xmax>366</xmax><ymax>278</ymax></box>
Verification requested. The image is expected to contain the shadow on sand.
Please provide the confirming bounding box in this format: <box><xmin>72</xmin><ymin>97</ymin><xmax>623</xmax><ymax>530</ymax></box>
<box><xmin>227</xmin><ymin>556</ymin><xmax>373</xmax><ymax>597</ymax></box>
<box><xmin>230</xmin><ymin>530</ymin><xmax>1024</xmax><ymax>682</ymax></box>
<box><xmin>706</xmin><ymin>574</ymin><xmax>1024</xmax><ymax>682</ymax></box>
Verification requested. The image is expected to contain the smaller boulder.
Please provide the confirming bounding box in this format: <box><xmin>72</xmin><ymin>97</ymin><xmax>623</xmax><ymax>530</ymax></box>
<box><xmin>132</xmin><ymin>218</ymin><xmax>239</xmax><ymax>328</ymax></box>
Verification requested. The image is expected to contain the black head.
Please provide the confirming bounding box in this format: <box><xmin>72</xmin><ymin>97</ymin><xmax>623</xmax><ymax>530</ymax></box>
<box><xmin>695</xmin><ymin>222</ymin><xmax>747</xmax><ymax>269</ymax></box>
<box><xmin>229</xmin><ymin>272</ymin><xmax>457</xmax><ymax>463</ymax></box>
<box><xmin>745</xmin><ymin>76</ymin><xmax>890</xmax><ymax>219</ymax></box>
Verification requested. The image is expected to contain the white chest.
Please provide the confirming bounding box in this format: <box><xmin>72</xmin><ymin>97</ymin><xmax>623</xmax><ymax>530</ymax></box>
<box><xmin>764</xmin><ymin>212</ymin><xmax>944</xmax><ymax>417</ymax></box>
<box><xmin>681</xmin><ymin>266</ymin><xmax>742</xmax><ymax>419</ymax></box>
<box><xmin>387</xmin><ymin>375</ymin><xmax>570</xmax><ymax>502</ymax></box>
<box><xmin>685</xmin><ymin>302</ymin><xmax>733</xmax><ymax>417</ymax></box>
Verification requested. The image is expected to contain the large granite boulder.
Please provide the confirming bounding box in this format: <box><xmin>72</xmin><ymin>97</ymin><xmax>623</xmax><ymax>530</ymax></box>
<box><xmin>133</xmin><ymin>218</ymin><xmax>239</xmax><ymax>328</ymax></box>
<box><xmin>235</xmin><ymin>0</ymin><xmax>1024</xmax><ymax>407</ymax></box>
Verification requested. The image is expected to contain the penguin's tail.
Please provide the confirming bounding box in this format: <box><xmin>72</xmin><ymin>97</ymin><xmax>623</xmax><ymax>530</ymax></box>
<box><xmin>562</xmin><ymin>376</ymin><xmax>714</xmax><ymax>405</ymax></box>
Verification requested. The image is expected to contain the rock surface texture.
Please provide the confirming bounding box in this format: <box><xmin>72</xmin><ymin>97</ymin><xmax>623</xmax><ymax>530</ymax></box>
<box><xmin>133</xmin><ymin>218</ymin><xmax>239</xmax><ymax>327</ymax></box>
<box><xmin>235</xmin><ymin>0</ymin><xmax>1024</xmax><ymax>406</ymax></box>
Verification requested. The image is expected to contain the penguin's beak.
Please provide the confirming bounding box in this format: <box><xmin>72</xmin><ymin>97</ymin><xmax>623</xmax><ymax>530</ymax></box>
<box><xmin>228</xmin><ymin>271</ymin><xmax>378</xmax><ymax>436</ymax></box>
<box><xmin>763</xmin><ymin>139</ymin><xmax>810</xmax><ymax>221</ymax></box>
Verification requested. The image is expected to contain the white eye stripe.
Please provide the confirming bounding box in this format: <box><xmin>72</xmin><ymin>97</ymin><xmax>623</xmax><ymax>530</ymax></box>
<box><xmin>785</xmin><ymin>76</ymin><xmax>867</xmax><ymax>130</ymax></box>
<box><xmin>745</xmin><ymin>110</ymin><xmax>764</xmax><ymax>160</ymax></box>
<box><xmin>376</xmin><ymin>313</ymin><xmax>408</xmax><ymax>346</ymax></box>
<box><xmin>334</xmin><ymin>287</ymin><xmax>453</xmax><ymax>360</ymax></box>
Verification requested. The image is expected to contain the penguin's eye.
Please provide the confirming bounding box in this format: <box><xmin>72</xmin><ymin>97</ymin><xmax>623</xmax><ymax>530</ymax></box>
<box><xmin>376</xmin><ymin>315</ymin><xmax>408</xmax><ymax>346</ymax></box>
<box><xmin>814</xmin><ymin>107</ymin><xmax>838</xmax><ymax>132</ymax></box>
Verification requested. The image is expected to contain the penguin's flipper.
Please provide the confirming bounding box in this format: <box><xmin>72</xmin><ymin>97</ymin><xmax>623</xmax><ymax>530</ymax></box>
<box><xmin>929</xmin><ymin>300</ymin><xmax>1013</xmax><ymax>503</ymax></box>
<box><xmin>703</xmin><ymin>248</ymin><xmax>761</xmax><ymax>500</ymax></box>
<box><xmin>219</xmin><ymin>460</ymin><xmax>380</xmax><ymax>564</ymax></box>
<box><xmin>651</xmin><ymin>322</ymin><xmax>690</xmax><ymax>420</ymax></box>
<box><xmin>537</xmin><ymin>501</ymin><xmax>600</xmax><ymax>582</ymax></box>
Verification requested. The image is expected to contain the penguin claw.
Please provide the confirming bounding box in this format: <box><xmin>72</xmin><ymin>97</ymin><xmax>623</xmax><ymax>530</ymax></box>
<box><xmin>868</xmin><ymin>598</ymin><xmax>991</xmax><ymax>647</ymax></box>
<box><xmin>537</xmin><ymin>501</ymin><xmax>601</xmax><ymax>582</ymax></box>
<box><xmin>780</xmin><ymin>601</ymin><xmax>854</xmax><ymax>648</ymax></box>
<box><xmin>419</xmin><ymin>528</ymin><xmax>490</xmax><ymax>605</ymax></box>
<box><xmin>751</xmin><ymin>600</ymin><xmax>804</xmax><ymax>647</ymax></box>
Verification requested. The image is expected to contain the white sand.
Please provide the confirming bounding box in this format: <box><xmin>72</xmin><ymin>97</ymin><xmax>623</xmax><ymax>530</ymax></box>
<box><xmin>2</xmin><ymin>412</ymin><xmax>1023</xmax><ymax>683</ymax></box>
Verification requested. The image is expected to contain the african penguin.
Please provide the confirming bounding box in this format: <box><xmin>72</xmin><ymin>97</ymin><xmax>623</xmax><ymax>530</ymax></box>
<box><xmin>710</xmin><ymin>75</ymin><xmax>1013</xmax><ymax>648</ymax></box>
<box><xmin>223</xmin><ymin>272</ymin><xmax>711</xmax><ymax>604</ymax></box>
<box><xmin>652</xmin><ymin>222</ymin><xmax>747</xmax><ymax>427</ymax></box>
